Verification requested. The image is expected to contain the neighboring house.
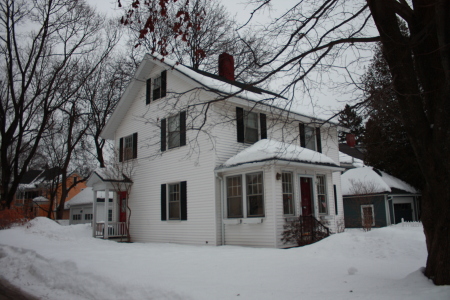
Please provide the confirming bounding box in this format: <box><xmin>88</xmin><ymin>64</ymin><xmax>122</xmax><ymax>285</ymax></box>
<box><xmin>14</xmin><ymin>168</ymin><xmax>86</xmax><ymax>219</ymax></box>
<box><xmin>339</xmin><ymin>143</ymin><xmax>365</xmax><ymax>170</ymax></box>
<box><xmin>341</xmin><ymin>166</ymin><xmax>420</xmax><ymax>228</ymax></box>
<box><xmin>339</xmin><ymin>151</ymin><xmax>365</xmax><ymax>170</ymax></box>
<box><xmin>89</xmin><ymin>53</ymin><xmax>346</xmax><ymax>248</ymax></box>
<box><xmin>64</xmin><ymin>187</ymin><xmax>113</xmax><ymax>225</ymax></box>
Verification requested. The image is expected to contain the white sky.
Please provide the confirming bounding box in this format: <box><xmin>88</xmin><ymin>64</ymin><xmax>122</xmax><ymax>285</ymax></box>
<box><xmin>88</xmin><ymin>0</ymin><xmax>371</xmax><ymax>119</ymax></box>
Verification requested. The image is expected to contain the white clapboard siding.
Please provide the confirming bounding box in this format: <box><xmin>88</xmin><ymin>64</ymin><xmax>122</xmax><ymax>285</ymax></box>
<box><xmin>112</xmin><ymin>59</ymin><xmax>344</xmax><ymax>247</ymax></box>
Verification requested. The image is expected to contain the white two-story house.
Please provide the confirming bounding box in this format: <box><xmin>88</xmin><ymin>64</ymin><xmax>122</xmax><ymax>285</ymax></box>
<box><xmin>89</xmin><ymin>53</ymin><xmax>345</xmax><ymax>248</ymax></box>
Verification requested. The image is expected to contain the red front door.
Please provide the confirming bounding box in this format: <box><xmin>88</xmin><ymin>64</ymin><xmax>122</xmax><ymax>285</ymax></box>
<box><xmin>118</xmin><ymin>192</ymin><xmax>127</xmax><ymax>223</ymax></box>
<box><xmin>300</xmin><ymin>177</ymin><xmax>313</xmax><ymax>216</ymax></box>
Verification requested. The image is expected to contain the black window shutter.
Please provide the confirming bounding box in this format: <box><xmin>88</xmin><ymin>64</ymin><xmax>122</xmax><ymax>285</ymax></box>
<box><xmin>180</xmin><ymin>111</ymin><xmax>186</xmax><ymax>146</ymax></box>
<box><xmin>161</xmin><ymin>70</ymin><xmax>167</xmax><ymax>98</ymax></box>
<box><xmin>260</xmin><ymin>113</ymin><xmax>267</xmax><ymax>139</ymax></box>
<box><xmin>333</xmin><ymin>184</ymin><xmax>338</xmax><ymax>215</ymax></box>
<box><xmin>119</xmin><ymin>138</ymin><xmax>123</xmax><ymax>162</ymax></box>
<box><xmin>236</xmin><ymin>107</ymin><xmax>244</xmax><ymax>143</ymax></box>
<box><xmin>180</xmin><ymin>181</ymin><xmax>187</xmax><ymax>220</ymax></box>
<box><xmin>299</xmin><ymin>123</ymin><xmax>306</xmax><ymax>147</ymax></box>
<box><xmin>161</xmin><ymin>118</ymin><xmax>166</xmax><ymax>151</ymax></box>
<box><xmin>316</xmin><ymin>127</ymin><xmax>322</xmax><ymax>153</ymax></box>
<box><xmin>146</xmin><ymin>78</ymin><xmax>151</xmax><ymax>104</ymax></box>
<box><xmin>132</xmin><ymin>132</ymin><xmax>138</xmax><ymax>158</ymax></box>
<box><xmin>161</xmin><ymin>184</ymin><xmax>167</xmax><ymax>221</ymax></box>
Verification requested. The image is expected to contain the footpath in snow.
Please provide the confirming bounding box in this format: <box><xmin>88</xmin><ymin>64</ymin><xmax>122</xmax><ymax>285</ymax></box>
<box><xmin>0</xmin><ymin>217</ymin><xmax>449</xmax><ymax>300</ymax></box>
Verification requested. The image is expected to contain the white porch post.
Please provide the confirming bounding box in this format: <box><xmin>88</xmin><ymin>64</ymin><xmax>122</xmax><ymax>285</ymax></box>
<box><xmin>104</xmin><ymin>188</ymin><xmax>109</xmax><ymax>239</ymax></box>
<box><xmin>112</xmin><ymin>189</ymin><xmax>117</xmax><ymax>223</ymax></box>
<box><xmin>92</xmin><ymin>190</ymin><xmax>97</xmax><ymax>237</ymax></box>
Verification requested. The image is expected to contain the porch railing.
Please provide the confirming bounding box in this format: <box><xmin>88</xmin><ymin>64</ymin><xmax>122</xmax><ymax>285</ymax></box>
<box><xmin>282</xmin><ymin>215</ymin><xmax>330</xmax><ymax>247</ymax></box>
<box><xmin>95</xmin><ymin>222</ymin><xmax>127</xmax><ymax>238</ymax></box>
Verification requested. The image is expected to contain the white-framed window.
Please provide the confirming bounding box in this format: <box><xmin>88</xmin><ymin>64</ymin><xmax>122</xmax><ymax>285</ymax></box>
<box><xmin>168</xmin><ymin>183</ymin><xmax>181</xmax><ymax>220</ymax></box>
<box><xmin>316</xmin><ymin>174</ymin><xmax>328</xmax><ymax>214</ymax></box>
<box><xmin>236</xmin><ymin>107</ymin><xmax>267</xmax><ymax>144</ymax></box>
<box><xmin>124</xmin><ymin>135</ymin><xmax>134</xmax><ymax>160</ymax></box>
<box><xmin>282</xmin><ymin>172</ymin><xmax>294</xmax><ymax>215</ymax></box>
<box><xmin>305</xmin><ymin>126</ymin><xmax>316</xmax><ymax>151</ymax></box>
<box><xmin>85</xmin><ymin>213</ymin><xmax>93</xmax><ymax>221</ymax></box>
<box><xmin>300</xmin><ymin>124</ymin><xmax>322</xmax><ymax>153</ymax></box>
<box><xmin>225</xmin><ymin>172</ymin><xmax>265</xmax><ymax>218</ymax></box>
<box><xmin>108</xmin><ymin>209</ymin><xmax>113</xmax><ymax>222</ymax></box>
<box><xmin>361</xmin><ymin>204</ymin><xmax>375</xmax><ymax>226</ymax></box>
<box><xmin>153</xmin><ymin>71</ymin><xmax>167</xmax><ymax>101</ymax></box>
<box><xmin>72</xmin><ymin>214</ymin><xmax>81</xmax><ymax>220</ymax></box>
<box><xmin>168</xmin><ymin>114</ymin><xmax>181</xmax><ymax>149</ymax></box>
<box><xmin>244</xmin><ymin>111</ymin><xmax>259</xmax><ymax>144</ymax></box>
<box><xmin>119</xmin><ymin>133</ymin><xmax>137</xmax><ymax>162</ymax></box>
<box><xmin>161</xmin><ymin>112</ymin><xmax>186</xmax><ymax>151</ymax></box>
<box><xmin>161</xmin><ymin>181</ymin><xmax>187</xmax><ymax>221</ymax></box>
<box><xmin>227</xmin><ymin>176</ymin><xmax>243</xmax><ymax>218</ymax></box>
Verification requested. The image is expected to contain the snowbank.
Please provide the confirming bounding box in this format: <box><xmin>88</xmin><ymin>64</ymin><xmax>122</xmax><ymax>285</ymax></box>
<box><xmin>0</xmin><ymin>217</ymin><xmax>448</xmax><ymax>300</ymax></box>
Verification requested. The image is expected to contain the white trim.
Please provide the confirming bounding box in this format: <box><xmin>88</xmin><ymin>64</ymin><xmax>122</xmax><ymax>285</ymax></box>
<box><xmin>361</xmin><ymin>204</ymin><xmax>375</xmax><ymax>226</ymax></box>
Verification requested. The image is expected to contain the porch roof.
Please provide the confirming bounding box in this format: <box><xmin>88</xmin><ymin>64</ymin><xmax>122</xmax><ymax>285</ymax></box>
<box><xmin>86</xmin><ymin>167</ymin><xmax>132</xmax><ymax>191</ymax></box>
<box><xmin>216</xmin><ymin>139</ymin><xmax>342</xmax><ymax>171</ymax></box>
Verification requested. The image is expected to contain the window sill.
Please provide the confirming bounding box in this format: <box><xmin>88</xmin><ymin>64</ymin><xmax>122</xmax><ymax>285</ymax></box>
<box><xmin>284</xmin><ymin>216</ymin><xmax>297</xmax><ymax>222</ymax></box>
<box><xmin>223</xmin><ymin>218</ymin><xmax>264</xmax><ymax>225</ymax></box>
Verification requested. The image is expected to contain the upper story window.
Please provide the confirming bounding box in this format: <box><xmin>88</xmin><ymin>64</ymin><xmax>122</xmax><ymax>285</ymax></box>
<box><xmin>236</xmin><ymin>107</ymin><xmax>267</xmax><ymax>144</ymax></box>
<box><xmin>161</xmin><ymin>111</ymin><xmax>186</xmax><ymax>151</ymax></box>
<box><xmin>300</xmin><ymin>124</ymin><xmax>322</xmax><ymax>153</ymax></box>
<box><xmin>146</xmin><ymin>70</ymin><xmax>167</xmax><ymax>104</ymax></box>
<box><xmin>119</xmin><ymin>133</ymin><xmax>138</xmax><ymax>162</ymax></box>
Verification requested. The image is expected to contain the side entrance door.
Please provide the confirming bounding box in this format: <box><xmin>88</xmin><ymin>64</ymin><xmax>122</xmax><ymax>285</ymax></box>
<box><xmin>300</xmin><ymin>177</ymin><xmax>314</xmax><ymax>216</ymax></box>
<box><xmin>118</xmin><ymin>191</ymin><xmax>127</xmax><ymax>223</ymax></box>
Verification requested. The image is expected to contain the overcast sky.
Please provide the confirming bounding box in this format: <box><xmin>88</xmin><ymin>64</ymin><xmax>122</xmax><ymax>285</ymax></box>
<box><xmin>87</xmin><ymin>0</ymin><xmax>367</xmax><ymax>119</ymax></box>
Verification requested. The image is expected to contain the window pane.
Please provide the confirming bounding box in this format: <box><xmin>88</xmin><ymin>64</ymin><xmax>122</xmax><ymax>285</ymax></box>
<box><xmin>168</xmin><ymin>115</ymin><xmax>180</xmax><ymax>149</ymax></box>
<box><xmin>124</xmin><ymin>135</ymin><xmax>134</xmax><ymax>160</ymax></box>
<box><xmin>316</xmin><ymin>175</ymin><xmax>327</xmax><ymax>214</ymax></box>
<box><xmin>282</xmin><ymin>172</ymin><xmax>294</xmax><ymax>215</ymax></box>
<box><xmin>246</xmin><ymin>173</ymin><xmax>264</xmax><ymax>217</ymax></box>
<box><xmin>227</xmin><ymin>176</ymin><xmax>242</xmax><ymax>218</ymax></box>
<box><xmin>305</xmin><ymin>126</ymin><xmax>316</xmax><ymax>151</ymax></box>
<box><xmin>153</xmin><ymin>76</ymin><xmax>161</xmax><ymax>100</ymax></box>
<box><xmin>244</xmin><ymin>112</ymin><xmax>259</xmax><ymax>144</ymax></box>
<box><xmin>169</xmin><ymin>183</ymin><xmax>180</xmax><ymax>220</ymax></box>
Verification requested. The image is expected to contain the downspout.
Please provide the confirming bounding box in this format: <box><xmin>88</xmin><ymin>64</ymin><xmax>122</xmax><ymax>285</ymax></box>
<box><xmin>271</xmin><ymin>164</ymin><xmax>277</xmax><ymax>248</ymax></box>
<box><xmin>215</xmin><ymin>171</ymin><xmax>225</xmax><ymax>246</ymax></box>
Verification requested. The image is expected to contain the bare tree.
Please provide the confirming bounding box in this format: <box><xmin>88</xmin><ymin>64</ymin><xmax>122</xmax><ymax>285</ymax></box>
<box><xmin>0</xmin><ymin>0</ymin><xmax>120</xmax><ymax>209</ymax></box>
<box><xmin>84</xmin><ymin>54</ymin><xmax>135</xmax><ymax>168</ymax></box>
<box><xmin>120</xmin><ymin>0</ymin><xmax>449</xmax><ymax>284</ymax></box>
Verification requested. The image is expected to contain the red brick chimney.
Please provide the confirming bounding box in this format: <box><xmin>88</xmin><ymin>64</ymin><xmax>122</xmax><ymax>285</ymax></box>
<box><xmin>218</xmin><ymin>53</ymin><xmax>235</xmax><ymax>81</ymax></box>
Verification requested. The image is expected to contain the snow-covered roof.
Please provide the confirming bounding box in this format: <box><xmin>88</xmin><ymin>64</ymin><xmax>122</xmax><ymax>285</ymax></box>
<box><xmin>65</xmin><ymin>187</ymin><xmax>114</xmax><ymax>209</ymax></box>
<box><xmin>341</xmin><ymin>166</ymin><xmax>418</xmax><ymax>195</ymax></box>
<box><xmin>101</xmin><ymin>54</ymin><xmax>338</xmax><ymax>140</ymax></box>
<box><xmin>219</xmin><ymin>139</ymin><xmax>339</xmax><ymax>169</ymax></box>
<box><xmin>33</xmin><ymin>196</ymin><xmax>49</xmax><ymax>203</ymax></box>
<box><xmin>339</xmin><ymin>151</ymin><xmax>365</xmax><ymax>168</ymax></box>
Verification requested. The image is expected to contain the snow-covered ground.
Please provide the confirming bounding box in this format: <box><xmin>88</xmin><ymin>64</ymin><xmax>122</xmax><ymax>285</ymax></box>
<box><xmin>0</xmin><ymin>218</ymin><xmax>448</xmax><ymax>300</ymax></box>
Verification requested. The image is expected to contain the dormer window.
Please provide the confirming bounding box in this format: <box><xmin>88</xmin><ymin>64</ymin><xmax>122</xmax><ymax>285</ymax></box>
<box><xmin>146</xmin><ymin>70</ymin><xmax>167</xmax><ymax>104</ymax></box>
